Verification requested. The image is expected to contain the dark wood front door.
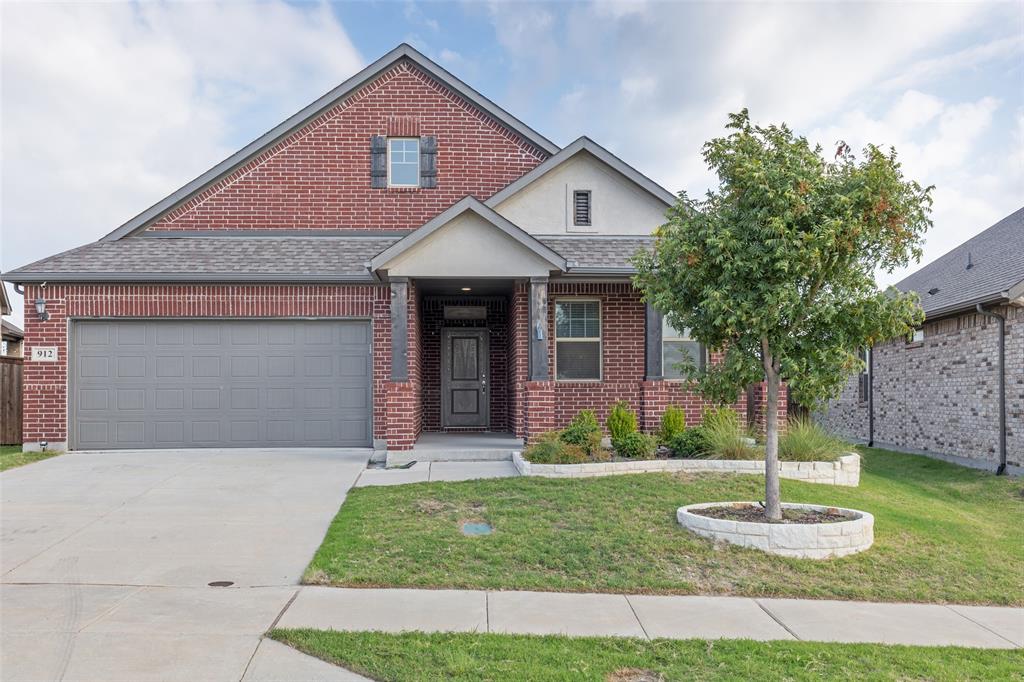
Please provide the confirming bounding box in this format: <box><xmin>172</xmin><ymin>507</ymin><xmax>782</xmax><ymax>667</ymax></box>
<box><xmin>441</xmin><ymin>328</ymin><xmax>489</xmax><ymax>428</ymax></box>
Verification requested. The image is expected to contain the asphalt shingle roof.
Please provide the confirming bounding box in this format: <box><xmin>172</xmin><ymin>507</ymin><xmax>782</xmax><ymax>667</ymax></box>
<box><xmin>3</xmin><ymin>236</ymin><xmax>400</xmax><ymax>282</ymax></box>
<box><xmin>894</xmin><ymin>207</ymin><xmax>1024</xmax><ymax>317</ymax></box>
<box><xmin>3</xmin><ymin>234</ymin><xmax>654</xmax><ymax>282</ymax></box>
<box><xmin>541</xmin><ymin>236</ymin><xmax>652</xmax><ymax>270</ymax></box>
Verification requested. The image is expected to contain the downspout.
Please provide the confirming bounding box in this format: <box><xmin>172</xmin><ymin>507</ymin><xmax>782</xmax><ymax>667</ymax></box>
<box><xmin>975</xmin><ymin>304</ymin><xmax>1007</xmax><ymax>475</ymax></box>
<box><xmin>867</xmin><ymin>344</ymin><xmax>874</xmax><ymax>447</ymax></box>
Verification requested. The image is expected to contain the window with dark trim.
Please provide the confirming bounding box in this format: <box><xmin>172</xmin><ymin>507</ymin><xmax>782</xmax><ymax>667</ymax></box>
<box><xmin>573</xmin><ymin>190</ymin><xmax>592</xmax><ymax>227</ymax></box>
<box><xmin>555</xmin><ymin>300</ymin><xmax>601</xmax><ymax>380</ymax></box>
<box><xmin>663</xmin><ymin>316</ymin><xmax>706</xmax><ymax>379</ymax></box>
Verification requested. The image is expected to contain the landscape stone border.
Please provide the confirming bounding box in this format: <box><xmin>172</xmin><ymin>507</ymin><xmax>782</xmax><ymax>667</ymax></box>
<box><xmin>512</xmin><ymin>452</ymin><xmax>860</xmax><ymax>486</ymax></box>
<box><xmin>677</xmin><ymin>501</ymin><xmax>874</xmax><ymax>559</ymax></box>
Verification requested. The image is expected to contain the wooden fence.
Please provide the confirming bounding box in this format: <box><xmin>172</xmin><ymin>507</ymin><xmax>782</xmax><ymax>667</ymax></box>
<box><xmin>0</xmin><ymin>356</ymin><xmax>23</xmax><ymax>445</ymax></box>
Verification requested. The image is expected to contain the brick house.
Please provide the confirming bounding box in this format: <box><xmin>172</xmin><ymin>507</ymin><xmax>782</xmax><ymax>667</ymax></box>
<box><xmin>817</xmin><ymin>207</ymin><xmax>1024</xmax><ymax>474</ymax></box>
<box><xmin>5</xmin><ymin>44</ymin><xmax>779</xmax><ymax>453</ymax></box>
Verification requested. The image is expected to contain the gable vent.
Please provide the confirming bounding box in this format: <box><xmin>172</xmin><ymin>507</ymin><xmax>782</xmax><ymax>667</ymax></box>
<box><xmin>573</xmin><ymin>190</ymin><xmax>592</xmax><ymax>227</ymax></box>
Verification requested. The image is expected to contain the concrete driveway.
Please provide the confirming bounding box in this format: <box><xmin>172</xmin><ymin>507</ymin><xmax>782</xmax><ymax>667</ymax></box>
<box><xmin>1</xmin><ymin>448</ymin><xmax>371</xmax><ymax>681</ymax></box>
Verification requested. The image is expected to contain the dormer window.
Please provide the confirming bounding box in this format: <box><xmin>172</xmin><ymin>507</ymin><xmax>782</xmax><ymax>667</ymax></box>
<box><xmin>573</xmin><ymin>190</ymin><xmax>592</xmax><ymax>227</ymax></box>
<box><xmin>388</xmin><ymin>138</ymin><xmax>420</xmax><ymax>187</ymax></box>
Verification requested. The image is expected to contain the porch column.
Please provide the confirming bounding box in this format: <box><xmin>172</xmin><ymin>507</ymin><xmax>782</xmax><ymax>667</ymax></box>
<box><xmin>390</xmin><ymin>277</ymin><xmax>409</xmax><ymax>381</ymax></box>
<box><xmin>528</xmin><ymin>277</ymin><xmax>549</xmax><ymax>381</ymax></box>
<box><xmin>644</xmin><ymin>302</ymin><xmax>663</xmax><ymax>380</ymax></box>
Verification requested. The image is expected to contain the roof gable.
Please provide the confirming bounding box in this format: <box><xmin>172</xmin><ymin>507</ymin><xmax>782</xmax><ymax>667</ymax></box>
<box><xmin>103</xmin><ymin>43</ymin><xmax>559</xmax><ymax>241</ymax></box>
<box><xmin>370</xmin><ymin>196</ymin><xmax>566</xmax><ymax>277</ymax></box>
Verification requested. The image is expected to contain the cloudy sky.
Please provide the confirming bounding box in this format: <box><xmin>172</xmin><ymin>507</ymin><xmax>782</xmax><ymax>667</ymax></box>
<box><xmin>2</xmin><ymin>1</ymin><xmax>1022</xmax><ymax>323</ymax></box>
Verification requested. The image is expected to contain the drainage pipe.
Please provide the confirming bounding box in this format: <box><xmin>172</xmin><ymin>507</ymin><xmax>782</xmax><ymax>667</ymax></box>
<box><xmin>867</xmin><ymin>344</ymin><xmax>874</xmax><ymax>447</ymax></box>
<box><xmin>975</xmin><ymin>304</ymin><xmax>1007</xmax><ymax>475</ymax></box>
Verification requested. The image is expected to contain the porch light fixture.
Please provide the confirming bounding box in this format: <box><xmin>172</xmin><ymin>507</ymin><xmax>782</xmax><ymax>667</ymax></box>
<box><xmin>34</xmin><ymin>297</ymin><xmax>49</xmax><ymax>321</ymax></box>
<box><xmin>461</xmin><ymin>287</ymin><xmax>472</xmax><ymax>292</ymax></box>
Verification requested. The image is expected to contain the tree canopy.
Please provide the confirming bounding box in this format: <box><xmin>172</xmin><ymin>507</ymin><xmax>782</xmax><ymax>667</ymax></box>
<box><xmin>634</xmin><ymin>109</ymin><xmax>932</xmax><ymax>410</ymax></box>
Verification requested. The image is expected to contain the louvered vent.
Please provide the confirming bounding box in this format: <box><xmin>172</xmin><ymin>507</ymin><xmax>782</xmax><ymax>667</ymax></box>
<box><xmin>573</xmin><ymin>190</ymin><xmax>592</xmax><ymax>226</ymax></box>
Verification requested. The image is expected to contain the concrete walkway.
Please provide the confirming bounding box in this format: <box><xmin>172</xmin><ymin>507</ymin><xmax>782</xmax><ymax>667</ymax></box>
<box><xmin>0</xmin><ymin>448</ymin><xmax>373</xmax><ymax>682</ymax></box>
<box><xmin>277</xmin><ymin>587</ymin><xmax>1024</xmax><ymax>649</ymax></box>
<box><xmin>354</xmin><ymin>460</ymin><xmax>519</xmax><ymax>487</ymax></box>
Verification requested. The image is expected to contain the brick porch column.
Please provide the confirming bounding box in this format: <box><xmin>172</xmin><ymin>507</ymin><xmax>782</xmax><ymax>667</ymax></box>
<box><xmin>523</xmin><ymin>380</ymin><xmax>555</xmax><ymax>443</ymax></box>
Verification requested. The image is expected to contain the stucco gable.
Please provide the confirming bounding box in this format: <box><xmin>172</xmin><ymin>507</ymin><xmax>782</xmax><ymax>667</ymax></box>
<box><xmin>488</xmin><ymin>137</ymin><xmax>675</xmax><ymax>236</ymax></box>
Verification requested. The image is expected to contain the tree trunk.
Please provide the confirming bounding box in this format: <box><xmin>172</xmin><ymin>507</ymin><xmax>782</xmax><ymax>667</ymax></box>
<box><xmin>762</xmin><ymin>342</ymin><xmax>782</xmax><ymax>521</ymax></box>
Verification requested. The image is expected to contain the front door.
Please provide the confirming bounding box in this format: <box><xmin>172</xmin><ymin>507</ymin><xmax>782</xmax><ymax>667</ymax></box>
<box><xmin>441</xmin><ymin>328</ymin><xmax>489</xmax><ymax>428</ymax></box>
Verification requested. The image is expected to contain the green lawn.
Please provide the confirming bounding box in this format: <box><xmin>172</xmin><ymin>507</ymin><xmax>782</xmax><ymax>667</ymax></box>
<box><xmin>270</xmin><ymin>630</ymin><xmax>1023</xmax><ymax>681</ymax></box>
<box><xmin>305</xmin><ymin>447</ymin><xmax>1024</xmax><ymax>605</ymax></box>
<box><xmin>0</xmin><ymin>445</ymin><xmax>60</xmax><ymax>472</ymax></box>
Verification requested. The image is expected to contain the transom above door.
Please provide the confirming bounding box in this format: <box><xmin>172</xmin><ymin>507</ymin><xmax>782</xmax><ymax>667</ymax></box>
<box><xmin>441</xmin><ymin>328</ymin><xmax>489</xmax><ymax>428</ymax></box>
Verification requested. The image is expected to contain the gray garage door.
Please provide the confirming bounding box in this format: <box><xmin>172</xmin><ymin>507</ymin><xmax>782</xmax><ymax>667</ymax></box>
<box><xmin>71</xmin><ymin>320</ymin><xmax>372</xmax><ymax>449</ymax></box>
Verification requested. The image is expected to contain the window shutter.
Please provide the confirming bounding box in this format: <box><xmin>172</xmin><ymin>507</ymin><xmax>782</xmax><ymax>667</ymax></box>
<box><xmin>370</xmin><ymin>135</ymin><xmax>387</xmax><ymax>189</ymax></box>
<box><xmin>420</xmin><ymin>136</ymin><xmax>437</xmax><ymax>188</ymax></box>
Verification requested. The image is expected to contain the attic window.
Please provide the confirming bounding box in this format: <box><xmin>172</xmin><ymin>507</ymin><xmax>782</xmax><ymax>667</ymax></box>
<box><xmin>388</xmin><ymin>138</ymin><xmax>420</xmax><ymax>187</ymax></box>
<box><xmin>573</xmin><ymin>190</ymin><xmax>592</xmax><ymax>227</ymax></box>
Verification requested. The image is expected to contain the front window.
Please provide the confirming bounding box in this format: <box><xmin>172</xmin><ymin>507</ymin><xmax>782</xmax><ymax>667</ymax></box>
<box><xmin>388</xmin><ymin>138</ymin><xmax>420</xmax><ymax>187</ymax></box>
<box><xmin>663</xmin><ymin>316</ymin><xmax>705</xmax><ymax>379</ymax></box>
<box><xmin>555</xmin><ymin>300</ymin><xmax>601</xmax><ymax>380</ymax></box>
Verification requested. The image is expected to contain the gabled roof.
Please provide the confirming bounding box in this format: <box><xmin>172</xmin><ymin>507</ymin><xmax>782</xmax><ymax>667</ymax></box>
<box><xmin>485</xmin><ymin>136</ymin><xmax>676</xmax><ymax>209</ymax></box>
<box><xmin>370</xmin><ymin>196</ymin><xmax>566</xmax><ymax>273</ymax></box>
<box><xmin>895</xmin><ymin>206</ymin><xmax>1024</xmax><ymax>318</ymax></box>
<box><xmin>101</xmin><ymin>43</ymin><xmax>560</xmax><ymax>242</ymax></box>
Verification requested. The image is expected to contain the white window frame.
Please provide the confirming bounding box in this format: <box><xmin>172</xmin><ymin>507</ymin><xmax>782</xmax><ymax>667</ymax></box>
<box><xmin>387</xmin><ymin>137</ymin><xmax>420</xmax><ymax>188</ymax></box>
<box><xmin>662</xmin><ymin>316</ymin><xmax>704</xmax><ymax>381</ymax></box>
<box><xmin>553</xmin><ymin>297</ymin><xmax>602</xmax><ymax>382</ymax></box>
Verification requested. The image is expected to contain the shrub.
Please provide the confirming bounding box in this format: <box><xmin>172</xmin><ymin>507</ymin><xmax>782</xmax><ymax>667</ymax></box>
<box><xmin>658</xmin><ymin>405</ymin><xmax>687</xmax><ymax>444</ymax></box>
<box><xmin>606</xmin><ymin>401</ymin><xmax>638</xmax><ymax>442</ymax></box>
<box><xmin>779</xmin><ymin>417</ymin><xmax>847</xmax><ymax>461</ymax></box>
<box><xmin>612</xmin><ymin>431</ymin><xmax>658</xmax><ymax>460</ymax></box>
<box><xmin>702</xmin><ymin>407</ymin><xmax>762</xmax><ymax>460</ymax></box>
<box><xmin>668</xmin><ymin>427</ymin><xmax>709</xmax><ymax>458</ymax></box>
<box><xmin>523</xmin><ymin>432</ymin><xmax>588</xmax><ymax>464</ymax></box>
<box><xmin>560</xmin><ymin>410</ymin><xmax>602</xmax><ymax>456</ymax></box>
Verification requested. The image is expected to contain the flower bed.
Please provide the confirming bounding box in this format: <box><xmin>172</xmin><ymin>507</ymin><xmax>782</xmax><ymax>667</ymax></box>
<box><xmin>677</xmin><ymin>501</ymin><xmax>874</xmax><ymax>559</ymax></box>
<box><xmin>512</xmin><ymin>451</ymin><xmax>860</xmax><ymax>486</ymax></box>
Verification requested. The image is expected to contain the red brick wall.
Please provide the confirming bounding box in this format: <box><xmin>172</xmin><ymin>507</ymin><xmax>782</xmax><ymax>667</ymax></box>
<box><xmin>524</xmin><ymin>281</ymin><xmax>760</xmax><ymax>440</ymax></box>
<box><xmin>146</xmin><ymin>60</ymin><xmax>549</xmax><ymax>233</ymax></box>
<box><xmin>20</xmin><ymin>283</ymin><xmax>391</xmax><ymax>446</ymax></box>
<box><xmin>508</xmin><ymin>283</ymin><xmax>529</xmax><ymax>437</ymax></box>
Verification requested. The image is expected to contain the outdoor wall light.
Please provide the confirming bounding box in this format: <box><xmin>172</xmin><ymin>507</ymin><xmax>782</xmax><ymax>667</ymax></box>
<box><xmin>461</xmin><ymin>287</ymin><xmax>472</xmax><ymax>292</ymax></box>
<box><xmin>34</xmin><ymin>297</ymin><xmax>50</xmax><ymax>321</ymax></box>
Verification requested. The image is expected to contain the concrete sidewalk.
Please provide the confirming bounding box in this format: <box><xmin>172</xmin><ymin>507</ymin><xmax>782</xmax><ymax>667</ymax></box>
<box><xmin>353</xmin><ymin>460</ymin><xmax>518</xmax><ymax>487</ymax></box>
<box><xmin>276</xmin><ymin>587</ymin><xmax>1024</xmax><ymax>649</ymax></box>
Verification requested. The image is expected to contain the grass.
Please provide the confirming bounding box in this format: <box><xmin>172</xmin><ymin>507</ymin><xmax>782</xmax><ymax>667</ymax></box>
<box><xmin>0</xmin><ymin>445</ymin><xmax>60</xmax><ymax>472</ymax></box>
<box><xmin>305</xmin><ymin>447</ymin><xmax>1024</xmax><ymax>605</ymax></box>
<box><xmin>269</xmin><ymin>630</ymin><xmax>1024</xmax><ymax>681</ymax></box>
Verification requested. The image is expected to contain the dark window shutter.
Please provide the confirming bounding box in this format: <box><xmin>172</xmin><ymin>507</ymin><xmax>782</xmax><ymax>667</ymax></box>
<box><xmin>370</xmin><ymin>135</ymin><xmax>387</xmax><ymax>189</ymax></box>
<box><xmin>420</xmin><ymin>136</ymin><xmax>437</xmax><ymax>189</ymax></box>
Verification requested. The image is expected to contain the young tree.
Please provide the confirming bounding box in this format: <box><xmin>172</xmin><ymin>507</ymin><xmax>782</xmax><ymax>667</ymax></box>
<box><xmin>634</xmin><ymin>110</ymin><xmax>932</xmax><ymax>520</ymax></box>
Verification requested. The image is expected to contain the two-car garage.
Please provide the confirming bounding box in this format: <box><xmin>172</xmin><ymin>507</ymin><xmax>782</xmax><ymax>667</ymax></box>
<box><xmin>70</xmin><ymin>319</ymin><xmax>372</xmax><ymax>449</ymax></box>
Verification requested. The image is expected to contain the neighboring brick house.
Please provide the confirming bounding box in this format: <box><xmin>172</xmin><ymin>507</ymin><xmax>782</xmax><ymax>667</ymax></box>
<box><xmin>817</xmin><ymin>207</ymin><xmax>1024</xmax><ymax>474</ymax></box>
<box><xmin>5</xmin><ymin>44</ymin><xmax>780</xmax><ymax>453</ymax></box>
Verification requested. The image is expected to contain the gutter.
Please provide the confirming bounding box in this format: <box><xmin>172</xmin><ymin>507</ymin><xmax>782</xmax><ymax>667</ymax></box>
<box><xmin>975</xmin><ymin>303</ymin><xmax>1007</xmax><ymax>475</ymax></box>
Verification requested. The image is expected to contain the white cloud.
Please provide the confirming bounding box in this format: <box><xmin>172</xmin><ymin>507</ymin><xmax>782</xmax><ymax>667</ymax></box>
<box><xmin>0</xmin><ymin>1</ymin><xmax>362</xmax><ymax>323</ymax></box>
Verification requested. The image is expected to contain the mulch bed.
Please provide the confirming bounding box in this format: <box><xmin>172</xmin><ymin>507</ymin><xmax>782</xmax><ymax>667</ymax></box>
<box><xmin>691</xmin><ymin>503</ymin><xmax>851</xmax><ymax>524</ymax></box>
